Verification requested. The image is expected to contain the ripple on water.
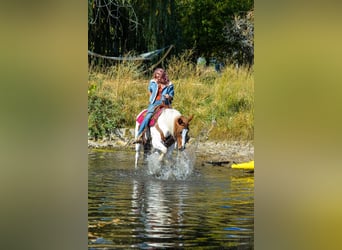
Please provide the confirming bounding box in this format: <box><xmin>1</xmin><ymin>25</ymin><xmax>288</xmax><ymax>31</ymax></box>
<box><xmin>88</xmin><ymin>150</ymin><xmax>254</xmax><ymax>249</ymax></box>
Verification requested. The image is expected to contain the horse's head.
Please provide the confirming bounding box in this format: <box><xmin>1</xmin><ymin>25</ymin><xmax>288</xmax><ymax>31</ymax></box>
<box><xmin>174</xmin><ymin>115</ymin><xmax>194</xmax><ymax>151</ymax></box>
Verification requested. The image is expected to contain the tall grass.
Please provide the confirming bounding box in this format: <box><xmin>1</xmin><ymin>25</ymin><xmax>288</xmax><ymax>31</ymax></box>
<box><xmin>88</xmin><ymin>52</ymin><xmax>254</xmax><ymax>142</ymax></box>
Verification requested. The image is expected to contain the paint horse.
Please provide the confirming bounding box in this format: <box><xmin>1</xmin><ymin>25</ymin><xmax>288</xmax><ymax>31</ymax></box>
<box><xmin>134</xmin><ymin>107</ymin><xmax>193</xmax><ymax>168</ymax></box>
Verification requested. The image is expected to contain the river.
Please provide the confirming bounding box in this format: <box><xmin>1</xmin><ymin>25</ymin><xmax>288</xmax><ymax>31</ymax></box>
<box><xmin>88</xmin><ymin>149</ymin><xmax>254</xmax><ymax>249</ymax></box>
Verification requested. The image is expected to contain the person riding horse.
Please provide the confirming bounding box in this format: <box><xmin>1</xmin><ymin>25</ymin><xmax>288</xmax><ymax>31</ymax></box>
<box><xmin>133</xmin><ymin>68</ymin><xmax>174</xmax><ymax>144</ymax></box>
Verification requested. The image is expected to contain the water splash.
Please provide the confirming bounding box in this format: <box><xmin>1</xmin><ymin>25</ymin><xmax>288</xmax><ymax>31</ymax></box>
<box><xmin>146</xmin><ymin>149</ymin><xmax>195</xmax><ymax>180</ymax></box>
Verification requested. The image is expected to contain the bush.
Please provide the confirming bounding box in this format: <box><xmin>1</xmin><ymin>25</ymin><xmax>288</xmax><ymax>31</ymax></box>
<box><xmin>88</xmin><ymin>93</ymin><xmax>124</xmax><ymax>141</ymax></box>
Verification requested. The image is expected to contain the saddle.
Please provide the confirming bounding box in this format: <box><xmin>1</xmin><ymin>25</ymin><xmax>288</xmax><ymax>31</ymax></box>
<box><xmin>136</xmin><ymin>105</ymin><xmax>165</xmax><ymax>126</ymax></box>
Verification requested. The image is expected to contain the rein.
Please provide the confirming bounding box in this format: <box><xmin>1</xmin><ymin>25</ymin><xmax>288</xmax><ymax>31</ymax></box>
<box><xmin>154</xmin><ymin>105</ymin><xmax>171</xmax><ymax>143</ymax></box>
<box><xmin>155</xmin><ymin>122</ymin><xmax>166</xmax><ymax>142</ymax></box>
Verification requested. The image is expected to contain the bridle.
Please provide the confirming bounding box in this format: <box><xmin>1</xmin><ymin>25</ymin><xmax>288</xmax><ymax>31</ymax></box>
<box><xmin>173</xmin><ymin>116</ymin><xmax>191</xmax><ymax>151</ymax></box>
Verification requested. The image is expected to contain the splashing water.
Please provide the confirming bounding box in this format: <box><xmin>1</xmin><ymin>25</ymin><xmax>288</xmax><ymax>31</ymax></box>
<box><xmin>146</xmin><ymin>149</ymin><xmax>195</xmax><ymax>180</ymax></box>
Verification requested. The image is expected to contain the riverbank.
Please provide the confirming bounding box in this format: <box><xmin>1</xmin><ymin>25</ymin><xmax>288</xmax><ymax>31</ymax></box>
<box><xmin>88</xmin><ymin>128</ymin><xmax>254</xmax><ymax>164</ymax></box>
<box><xmin>88</xmin><ymin>64</ymin><xmax>254</xmax><ymax>142</ymax></box>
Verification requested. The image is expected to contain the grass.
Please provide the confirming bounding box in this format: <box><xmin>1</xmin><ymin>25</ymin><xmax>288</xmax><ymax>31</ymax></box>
<box><xmin>88</xmin><ymin>51</ymin><xmax>254</xmax><ymax>142</ymax></box>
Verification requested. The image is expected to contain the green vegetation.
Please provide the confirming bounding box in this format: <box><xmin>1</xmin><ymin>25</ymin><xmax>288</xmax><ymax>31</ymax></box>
<box><xmin>88</xmin><ymin>1</ymin><xmax>254</xmax><ymax>141</ymax></box>
<box><xmin>88</xmin><ymin>52</ymin><xmax>254</xmax><ymax>142</ymax></box>
<box><xmin>88</xmin><ymin>0</ymin><xmax>254</xmax><ymax>67</ymax></box>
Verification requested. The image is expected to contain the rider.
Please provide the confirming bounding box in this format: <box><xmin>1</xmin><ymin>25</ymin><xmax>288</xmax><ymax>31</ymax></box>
<box><xmin>133</xmin><ymin>68</ymin><xmax>174</xmax><ymax>144</ymax></box>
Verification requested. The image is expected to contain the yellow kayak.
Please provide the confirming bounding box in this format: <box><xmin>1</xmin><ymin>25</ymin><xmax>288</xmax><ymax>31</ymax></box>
<box><xmin>231</xmin><ymin>160</ymin><xmax>254</xmax><ymax>170</ymax></box>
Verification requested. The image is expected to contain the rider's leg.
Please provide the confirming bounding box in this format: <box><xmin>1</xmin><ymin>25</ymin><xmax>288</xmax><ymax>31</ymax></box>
<box><xmin>134</xmin><ymin>111</ymin><xmax>153</xmax><ymax>143</ymax></box>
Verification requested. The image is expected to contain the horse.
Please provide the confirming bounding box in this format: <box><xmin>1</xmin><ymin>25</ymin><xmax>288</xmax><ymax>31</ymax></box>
<box><xmin>134</xmin><ymin>108</ymin><xmax>193</xmax><ymax>168</ymax></box>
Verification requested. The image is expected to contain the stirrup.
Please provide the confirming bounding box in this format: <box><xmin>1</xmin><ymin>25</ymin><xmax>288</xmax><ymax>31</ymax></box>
<box><xmin>133</xmin><ymin>134</ymin><xmax>144</xmax><ymax>144</ymax></box>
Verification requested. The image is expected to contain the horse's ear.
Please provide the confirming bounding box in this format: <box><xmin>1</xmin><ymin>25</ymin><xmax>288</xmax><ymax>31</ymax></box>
<box><xmin>178</xmin><ymin>117</ymin><xmax>184</xmax><ymax>125</ymax></box>
<box><xmin>188</xmin><ymin>115</ymin><xmax>194</xmax><ymax>123</ymax></box>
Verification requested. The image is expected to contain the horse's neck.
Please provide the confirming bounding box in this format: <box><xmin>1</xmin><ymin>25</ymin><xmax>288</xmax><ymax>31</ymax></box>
<box><xmin>159</xmin><ymin>109</ymin><xmax>180</xmax><ymax>136</ymax></box>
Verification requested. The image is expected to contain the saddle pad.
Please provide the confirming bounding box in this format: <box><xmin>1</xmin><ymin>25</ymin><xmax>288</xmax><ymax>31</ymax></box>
<box><xmin>136</xmin><ymin>110</ymin><xmax>148</xmax><ymax>124</ymax></box>
<box><xmin>136</xmin><ymin>108</ymin><xmax>164</xmax><ymax>126</ymax></box>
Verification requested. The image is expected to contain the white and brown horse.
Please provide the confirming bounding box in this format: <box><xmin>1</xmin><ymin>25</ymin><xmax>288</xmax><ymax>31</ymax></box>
<box><xmin>134</xmin><ymin>108</ymin><xmax>193</xmax><ymax>168</ymax></box>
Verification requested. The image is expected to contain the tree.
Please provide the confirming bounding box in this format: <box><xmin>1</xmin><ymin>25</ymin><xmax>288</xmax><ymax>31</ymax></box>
<box><xmin>171</xmin><ymin>0</ymin><xmax>253</xmax><ymax>62</ymax></box>
<box><xmin>88</xmin><ymin>0</ymin><xmax>180</xmax><ymax>59</ymax></box>
<box><xmin>88</xmin><ymin>0</ymin><xmax>254</xmax><ymax>67</ymax></box>
<box><xmin>88</xmin><ymin>0</ymin><xmax>139</xmax><ymax>56</ymax></box>
<box><xmin>223</xmin><ymin>10</ymin><xmax>254</xmax><ymax>67</ymax></box>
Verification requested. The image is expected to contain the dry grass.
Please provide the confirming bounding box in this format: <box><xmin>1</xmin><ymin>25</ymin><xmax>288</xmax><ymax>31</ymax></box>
<box><xmin>88</xmin><ymin>53</ymin><xmax>254</xmax><ymax>141</ymax></box>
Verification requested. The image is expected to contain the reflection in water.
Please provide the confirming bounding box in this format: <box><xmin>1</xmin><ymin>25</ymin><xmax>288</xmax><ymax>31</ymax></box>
<box><xmin>88</xmin><ymin>150</ymin><xmax>254</xmax><ymax>249</ymax></box>
<box><xmin>131</xmin><ymin>178</ymin><xmax>188</xmax><ymax>248</ymax></box>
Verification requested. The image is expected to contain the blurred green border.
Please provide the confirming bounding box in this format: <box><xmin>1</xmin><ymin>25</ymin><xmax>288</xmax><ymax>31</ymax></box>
<box><xmin>1</xmin><ymin>1</ymin><xmax>342</xmax><ymax>250</ymax></box>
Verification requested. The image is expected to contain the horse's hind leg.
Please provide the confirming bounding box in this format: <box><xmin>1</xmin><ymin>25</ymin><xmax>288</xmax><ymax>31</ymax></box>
<box><xmin>135</xmin><ymin>143</ymin><xmax>141</xmax><ymax>169</ymax></box>
<box><xmin>134</xmin><ymin>121</ymin><xmax>142</xmax><ymax>168</ymax></box>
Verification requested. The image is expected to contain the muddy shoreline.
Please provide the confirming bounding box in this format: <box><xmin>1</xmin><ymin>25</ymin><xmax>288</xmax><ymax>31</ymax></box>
<box><xmin>88</xmin><ymin>128</ymin><xmax>254</xmax><ymax>164</ymax></box>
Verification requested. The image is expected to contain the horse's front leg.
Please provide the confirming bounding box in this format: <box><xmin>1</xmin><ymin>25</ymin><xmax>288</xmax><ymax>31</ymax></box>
<box><xmin>158</xmin><ymin>152</ymin><xmax>165</xmax><ymax>162</ymax></box>
<box><xmin>150</xmin><ymin>127</ymin><xmax>168</xmax><ymax>162</ymax></box>
<box><xmin>163</xmin><ymin>142</ymin><xmax>175</xmax><ymax>163</ymax></box>
<box><xmin>151</xmin><ymin>138</ymin><xmax>167</xmax><ymax>162</ymax></box>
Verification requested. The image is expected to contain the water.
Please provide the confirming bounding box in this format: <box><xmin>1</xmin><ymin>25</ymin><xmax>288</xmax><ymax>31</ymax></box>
<box><xmin>88</xmin><ymin>149</ymin><xmax>254</xmax><ymax>249</ymax></box>
<box><xmin>145</xmin><ymin>149</ymin><xmax>195</xmax><ymax>180</ymax></box>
